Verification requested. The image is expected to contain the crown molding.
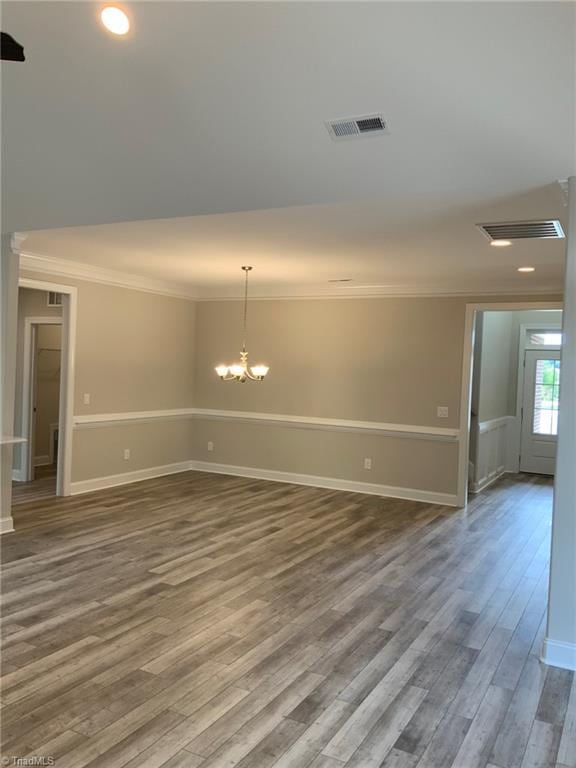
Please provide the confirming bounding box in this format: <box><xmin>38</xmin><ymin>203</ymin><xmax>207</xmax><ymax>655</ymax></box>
<box><xmin>11</xmin><ymin>232</ymin><xmax>28</xmax><ymax>253</ymax></box>
<box><xmin>18</xmin><ymin>251</ymin><xmax>198</xmax><ymax>301</ymax></box>
<box><xmin>195</xmin><ymin>283</ymin><xmax>564</xmax><ymax>301</ymax></box>
<box><xmin>16</xmin><ymin>250</ymin><xmax>563</xmax><ymax>302</ymax></box>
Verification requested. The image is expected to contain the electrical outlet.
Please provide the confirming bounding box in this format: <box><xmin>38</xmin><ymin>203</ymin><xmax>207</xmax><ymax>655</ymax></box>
<box><xmin>83</xmin><ymin>393</ymin><xmax>91</xmax><ymax>405</ymax></box>
<box><xmin>207</xmin><ymin>441</ymin><xmax>214</xmax><ymax>452</ymax></box>
<box><xmin>437</xmin><ymin>406</ymin><xmax>449</xmax><ymax>418</ymax></box>
<box><xmin>363</xmin><ymin>457</ymin><xmax>372</xmax><ymax>470</ymax></box>
<box><xmin>123</xmin><ymin>448</ymin><xmax>131</xmax><ymax>460</ymax></box>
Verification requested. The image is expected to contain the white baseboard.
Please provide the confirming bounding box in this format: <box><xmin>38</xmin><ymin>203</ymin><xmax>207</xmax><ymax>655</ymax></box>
<box><xmin>469</xmin><ymin>467</ymin><xmax>508</xmax><ymax>494</ymax></box>
<box><xmin>191</xmin><ymin>461</ymin><xmax>458</xmax><ymax>507</ymax></box>
<box><xmin>0</xmin><ymin>517</ymin><xmax>15</xmax><ymax>535</ymax></box>
<box><xmin>541</xmin><ymin>637</ymin><xmax>576</xmax><ymax>671</ymax></box>
<box><xmin>70</xmin><ymin>461</ymin><xmax>195</xmax><ymax>495</ymax></box>
<box><xmin>12</xmin><ymin>468</ymin><xmax>25</xmax><ymax>482</ymax></box>
<box><xmin>69</xmin><ymin>459</ymin><xmax>458</xmax><ymax>507</ymax></box>
<box><xmin>34</xmin><ymin>455</ymin><xmax>51</xmax><ymax>467</ymax></box>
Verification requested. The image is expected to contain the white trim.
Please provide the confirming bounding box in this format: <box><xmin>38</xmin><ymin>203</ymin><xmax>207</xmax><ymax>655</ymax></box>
<box><xmin>18</xmin><ymin>250</ymin><xmax>563</xmax><ymax>302</ymax></box>
<box><xmin>541</xmin><ymin>638</ymin><xmax>576</xmax><ymax>671</ymax></box>
<box><xmin>457</xmin><ymin>301</ymin><xmax>563</xmax><ymax>507</ymax></box>
<box><xmin>19</xmin><ymin>278</ymin><xmax>78</xmax><ymax>497</ymax></box>
<box><xmin>469</xmin><ymin>469</ymin><xmax>508</xmax><ymax>494</ymax></box>
<box><xmin>34</xmin><ymin>455</ymin><xmax>51</xmax><ymax>467</ymax></box>
<box><xmin>477</xmin><ymin>415</ymin><xmax>513</xmax><ymax>434</ymax></box>
<box><xmin>0</xmin><ymin>517</ymin><xmax>15</xmax><ymax>535</ymax></box>
<box><xmin>49</xmin><ymin>422</ymin><xmax>59</xmax><ymax>466</ymax></box>
<box><xmin>70</xmin><ymin>461</ymin><xmax>195</xmax><ymax>495</ymax></box>
<box><xmin>12</xmin><ymin>468</ymin><xmax>25</xmax><ymax>482</ymax></box>
<box><xmin>469</xmin><ymin>416</ymin><xmax>514</xmax><ymax>493</ymax></box>
<box><xmin>0</xmin><ymin>436</ymin><xmax>26</xmax><ymax>446</ymax></box>
<box><xmin>19</xmin><ymin>252</ymin><xmax>198</xmax><ymax>301</ymax></box>
<box><xmin>191</xmin><ymin>461</ymin><xmax>458</xmax><ymax>507</ymax></box>
<box><xmin>74</xmin><ymin>408</ymin><xmax>197</xmax><ymax>428</ymax></box>
<box><xmin>194</xmin><ymin>285</ymin><xmax>563</xmax><ymax>301</ymax></box>
<box><xmin>73</xmin><ymin>407</ymin><xmax>459</xmax><ymax>442</ymax></box>
<box><xmin>69</xmin><ymin>459</ymin><xmax>457</xmax><ymax>507</ymax></box>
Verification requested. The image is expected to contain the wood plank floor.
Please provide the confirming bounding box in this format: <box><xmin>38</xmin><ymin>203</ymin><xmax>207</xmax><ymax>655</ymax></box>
<box><xmin>12</xmin><ymin>464</ymin><xmax>57</xmax><ymax>505</ymax></box>
<box><xmin>1</xmin><ymin>471</ymin><xmax>574</xmax><ymax>768</ymax></box>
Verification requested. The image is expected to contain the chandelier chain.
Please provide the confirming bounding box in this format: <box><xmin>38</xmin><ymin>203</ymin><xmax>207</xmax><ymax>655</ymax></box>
<box><xmin>242</xmin><ymin>266</ymin><xmax>250</xmax><ymax>352</ymax></box>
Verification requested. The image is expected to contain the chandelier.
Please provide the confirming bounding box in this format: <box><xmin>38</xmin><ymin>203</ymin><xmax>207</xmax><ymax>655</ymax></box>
<box><xmin>215</xmin><ymin>266</ymin><xmax>270</xmax><ymax>382</ymax></box>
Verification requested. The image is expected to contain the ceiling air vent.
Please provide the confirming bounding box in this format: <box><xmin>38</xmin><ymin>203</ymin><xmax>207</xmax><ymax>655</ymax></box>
<box><xmin>326</xmin><ymin>114</ymin><xmax>389</xmax><ymax>141</ymax></box>
<box><xmin>478</xmin><ymin>220</ymin><xmax>565</xmax><ymax>241</ymax></box>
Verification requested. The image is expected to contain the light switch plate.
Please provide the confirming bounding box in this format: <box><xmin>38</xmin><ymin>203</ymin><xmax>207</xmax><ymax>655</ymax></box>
<box><xmin>437</xmin><ymin>406</ymin><xmax>449</xmax><ymax>418</ymax></box>
<box><xmin>83</xmin><ymin>393</ymin><xmax>91</xmax><ymax>405</ymax></box>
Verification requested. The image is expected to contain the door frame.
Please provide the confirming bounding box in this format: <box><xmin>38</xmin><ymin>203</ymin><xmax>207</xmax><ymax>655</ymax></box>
<box><xmin>514</xmin><ymin>323</ymin><xmax>562</xmax><ymax>473</ymax></box>
<box><xmin>21</xmin><ymin>317</ymin><xmax>63</xmax><ymax>482</ymax></box>
<box><xmin>18</xmin><ymin>278</ymin><xmax>78</xmax><ymax>496</ymax></box>
<box><xmin>457</xmin><ymin>301</ymin><xmax>563</xmax><ymax>507</ymax></box>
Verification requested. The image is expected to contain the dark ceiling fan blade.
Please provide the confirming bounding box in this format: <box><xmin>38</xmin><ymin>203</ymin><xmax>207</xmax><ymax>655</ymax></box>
<box><xmin>1</xmin><ymin>32</ymin><xmax>25</xmax><ymax>61</ymax></box>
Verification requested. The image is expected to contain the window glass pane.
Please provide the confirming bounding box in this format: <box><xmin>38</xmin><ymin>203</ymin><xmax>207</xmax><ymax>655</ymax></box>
<box><xmin>528</xmin><ymin>332</ymin><xmax>562</xmax><ymax>346</ymax></box>
<box><xmin>533</xmin><ymin>359</ymin><xmax>561</xmax><ymax>435</ymax></box>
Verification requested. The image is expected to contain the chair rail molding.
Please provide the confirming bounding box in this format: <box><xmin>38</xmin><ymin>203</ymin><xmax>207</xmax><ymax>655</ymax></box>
<box><xmin>73</xmin><ymin>407</ymin><xmax>460</xmax><ymax>442</ymax></box>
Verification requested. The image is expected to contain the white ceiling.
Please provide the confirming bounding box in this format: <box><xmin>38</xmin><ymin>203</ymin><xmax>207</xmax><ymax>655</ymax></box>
<box><xmin>4</xmin><ymin>1</ymin><xmax>575</xmax><ymax>297</ymax></box>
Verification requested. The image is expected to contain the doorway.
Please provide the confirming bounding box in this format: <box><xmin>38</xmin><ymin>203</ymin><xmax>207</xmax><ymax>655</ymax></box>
<box><xmin>11</xmin><ymin>280</ymin><xmax>77</xmax><ymax>504</ymax></box>
<box><xmin>26</xmin><ymin>321</ymin><xmax>62</xmax><ymax>485</ymax></box>
<box><xmin>464</xmin><ymin>306</ymin><xmax>563</xmax><ymax>499</ymax></box>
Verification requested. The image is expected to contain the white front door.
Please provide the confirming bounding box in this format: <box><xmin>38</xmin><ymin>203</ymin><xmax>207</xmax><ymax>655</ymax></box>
<box><xmin>520</xmin><ymin>350</ymin><xmax>561</xmax><ymax>475</ymax></box>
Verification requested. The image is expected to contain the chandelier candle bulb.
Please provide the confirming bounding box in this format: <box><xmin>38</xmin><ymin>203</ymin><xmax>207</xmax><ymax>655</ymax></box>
<box><xmin>215</xmin><ymin>266</ymin><xmax>270</xmax><ymax>382</ymax></box>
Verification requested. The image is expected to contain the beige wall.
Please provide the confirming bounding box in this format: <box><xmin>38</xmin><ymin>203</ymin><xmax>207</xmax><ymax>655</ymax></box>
<box><xmin>194</xmin><ymin>297</ymin><xmax>466</xmax><ymax>427</ymax></box>
<box><xmin>191</xmin><ymin>419</ymin><xmax>458</xmax><ymax>495</ymax></box>
<box><xmin>73</xmin><ymin>282</ymin><xmax>196</xmax><ymax>414</ymax></box>
<box><xmin>13</xmin><ymin>274</ymin><xmax>563</xmax><ymax>501</ymax></box>
<box><xmin>20</xmin><ymin>272</ymin><xmax>197</xmax><ymax>483</ymax></box>
<box><xmin>34</xmin><ymin>324</ymin><xmax>61</xmax><ymax>462</ymax></box>
<box><xmin>193</xmin><ymin>295</ymin><xmax>562</xmax><ymax>499</ymax></box>
<box><xmin>72</xmin><ymin>420</ymin><xmax>195</xmax><ymax>482</ymax></box>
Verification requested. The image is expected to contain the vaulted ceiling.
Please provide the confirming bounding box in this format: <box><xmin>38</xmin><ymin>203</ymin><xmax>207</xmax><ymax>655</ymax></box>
<box><xmin>3</xmin><ymin>1</ymin><xmax>574</xmax><ymax>296</ymax></box>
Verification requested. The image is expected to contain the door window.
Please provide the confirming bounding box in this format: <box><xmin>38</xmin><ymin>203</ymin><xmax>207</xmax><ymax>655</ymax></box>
<box><xmin>533</xmin><ymin>359</ymin><xmax>561</xmax><ymax>436</ymax></box>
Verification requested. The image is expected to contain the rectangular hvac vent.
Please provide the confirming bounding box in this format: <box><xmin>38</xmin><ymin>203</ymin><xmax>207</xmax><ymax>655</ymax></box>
<box><xmin>47</xmin><ymin>291</ymin><xmax>63</xmax><ymax>307</ymax></box>
<box><xmin>478</xmin><ymin>220</ymin><xmax>565</xmax><ymax>241</ymax></box>
<box><xmin>326</xmin><ymin>114</ymin><xmax>389</xmax><ymax>141</ymax></box>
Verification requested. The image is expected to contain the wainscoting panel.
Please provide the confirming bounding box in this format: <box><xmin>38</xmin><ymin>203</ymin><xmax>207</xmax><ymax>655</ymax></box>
<box><xmin>470</xmin><ymin>416</ymin><xmax>515</xmax><ymax>493</ymax></box>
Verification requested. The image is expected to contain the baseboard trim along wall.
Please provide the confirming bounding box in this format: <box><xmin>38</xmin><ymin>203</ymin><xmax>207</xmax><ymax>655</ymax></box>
<box><xmin>70</xmin><ymin>459</ymin><xmax>459</xmax><ymax>507</ymax></box>
<box><xmin>74</xmin><ymin>408</ymin><xmax>460</xmax><ymax>442</ymax></box>
<box><xmin>541</xmin><ymin>638</ymin><xmax>576</xmax><ymax>671</ymax></box>
<box><xmin>69</xmin><ymin>461</ymin><xmax>195</xmax><ymax>495</ymax></box>
<box><xmin>470</xmin><ymin>469</ymin><xmax>509</xmax><ymax>495</ymax></box>
<box><xmin>0</xmin><ymin>517</ymin><xmax>15</xmax><ymax>535</ymax></box>
<box><xmin>34</xmin><ymin>455</ymin><xmax>51</xmax><ymax>467</ymax></box>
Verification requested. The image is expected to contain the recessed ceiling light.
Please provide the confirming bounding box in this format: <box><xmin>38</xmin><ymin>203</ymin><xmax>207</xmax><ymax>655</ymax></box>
<box><xmin>490</xmin><ymin>239</ymin><xmax>512</xmax><ymax>247</ymax></box>
<box><xmin>100</xmin><ymin>6</ymin><xmax>130</xmax><ymax>35</ymax></box>
<box><xmin>518</xmin><ymin>266</ymin><xmax>535</xmax><ymax>273</ymax></box>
